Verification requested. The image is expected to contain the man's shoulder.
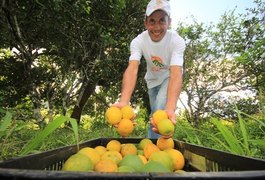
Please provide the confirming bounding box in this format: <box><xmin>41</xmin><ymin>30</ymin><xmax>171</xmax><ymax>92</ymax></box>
<box><xmin>166</xmin><ymin>30</ymin><xmax>185</xmax><ymax>45</ymax></box>
<box><xmin>167</xmin><ymin>30</ymin><xmax>183</xmax><ymax>39</ymax></box>
<box><xmin>134</xmin><ymin>30</ymin><xmax>148</xmax><ymax>40</ymax></box>
<box><xmin>131</xmin><ymin>31</ymin><xmax>148</xmax><ymax>45</ymax></box>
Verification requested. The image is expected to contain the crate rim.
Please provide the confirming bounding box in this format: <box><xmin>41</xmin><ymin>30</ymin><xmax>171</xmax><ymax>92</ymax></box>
<box><xmin>0</xmin><ymin>167</ymin><xmax>265</xmax><ymax>179</ymax></box>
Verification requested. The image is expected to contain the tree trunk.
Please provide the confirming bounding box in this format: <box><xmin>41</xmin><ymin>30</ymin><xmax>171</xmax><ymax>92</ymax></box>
<box><xmin>71</xmin><ymin>81</ymin><xmax>97</xmax><ymax>123</ymax></box>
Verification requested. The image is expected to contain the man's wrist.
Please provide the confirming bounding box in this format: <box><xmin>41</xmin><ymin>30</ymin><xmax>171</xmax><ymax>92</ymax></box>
<box><xmin>165</xmin><ymin>106</ymin><xmax>175</xmax><ymax>112</ymax></box>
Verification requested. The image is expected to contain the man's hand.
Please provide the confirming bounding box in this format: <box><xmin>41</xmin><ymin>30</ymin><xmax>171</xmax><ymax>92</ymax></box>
<box><xmin>111</xmin><ymin>102</ymin><xmax>128</xmax><ymax>109</ymax></box>
<box><xmin>110</xmin><ymin>102</ymin><xmax>137</xmax><ymax>128</ymax></box>
<box><xmin>151</xmin><ymin>109</ymin><xmax>177</xmax><ymax>138</ymax></box>
<box><xmin>165</xmin><ymin>109</ymin><xmax>177</xmax><ymax>124</ymax></box>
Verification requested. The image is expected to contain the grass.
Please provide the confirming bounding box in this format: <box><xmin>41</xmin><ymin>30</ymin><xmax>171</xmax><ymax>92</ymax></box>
<box><xmin>20</xmin><ymin>115</ymin><xmax>79</xmax><ymax>155</ymax></box>
<box><xmin>174</xmin><ymin>105</ymin><xmax>265</xmax><ymax>159</ymax></box>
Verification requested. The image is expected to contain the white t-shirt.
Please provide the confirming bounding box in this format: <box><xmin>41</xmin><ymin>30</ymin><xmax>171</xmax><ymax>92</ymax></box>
<box><xmin>129</xmin><ymin>30</ymin><xmax>186</xmax><ymax>89</ymax></box>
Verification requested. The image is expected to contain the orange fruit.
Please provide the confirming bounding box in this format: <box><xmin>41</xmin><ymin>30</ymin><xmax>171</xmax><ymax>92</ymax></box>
<box><xmin>94</xmin><ymin>145</ymin><xmax>107</xmax><ymax>156</ymax></box>
<box><xmin>118</xmin><ymin>165</ymin><xmax>135</xmax><ymax>172</ymax></box>
<box><xmin>157</xmin><ymin>119</ymin><xmax>175</xmax><ymax>136</ymax></box>
<box><xmin>120</xmin><ymin>143</ymin><xmax>137</xmax><ymax>157</ymax></box>
<box><xmin>121</xmin><ymin>105</ymin><xmax>134</xmax><ymax>119</ymax></box>
<box><xmin>118</xmin><ymin>154</ymin><xmax>144</xmax><ymax>172</ymax></box>
<box><xmin>142</xmin><ymin>161</ymin><xmax>171</xmax><ymax>173</ymax></box>
<box><xmin>138</xmin><ymin>155</ymin><xmax>148</xmax><ymax>164</ymax></box>
<box><xmin>117</xmin><ymin>118</ymin><xmax>134</xmax><ymax>137</ymax></box>
<box><xmin>62</xmin><ymin>153</ymin><xmax>94</xmax><ymax>172</ymax></box>
<box><xmin>149</xmin><ymin>150</ymin><xmax>174</xmax><ymax>171</ymax></box>
<box><xmin>95</xmin><ymin>159</ymin><xmax>118</xmax><ymax>172</ymax></box>
<box><xmin>138</xmin><ymin>138</ymin><xmax>153</xmax><ymax>150</ymax></box>
<box><xmin>165</xmin><ymin>149</ymin><xmax>185</xmax><ymax>170</ymax></box>
<box><xmin>106</xmin><ymin>139</ymin><xmax>121</xmax><ymax>152</ymax></box>
<box><xmin>143</xmin><ymin>143</ymin><xmax>160</xmax><ymax>159</ymax></box>
<box><xmin>156</xmin><ymin>137</ymin><xmax>174</xmax><ymax>150</ymax></box>
<box><xmin>105</xmin><ymin>106</ymin><xmax>122</xmax><ymax>125</ymax></box>
<box><xmin>101</xmin><ymin>150</ymin><xmax>123</xmax><ymax>164</ymax></box>
<box><xmin>77</xmin><ymin>147</ymin><xmax>100</xmax><ymax>165</ymax></box>
<box><xmin>137</xmin><ymin>149</ymin><xmax>144</xmax><ymax>155</ymax></box>
<box><xmin>152</xmin><ymin>109</ymin><xmax>168</xmax><ymax>125</ymax></box>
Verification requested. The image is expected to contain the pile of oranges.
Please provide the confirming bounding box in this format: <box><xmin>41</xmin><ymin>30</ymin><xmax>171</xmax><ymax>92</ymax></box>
<box><xmin>62</xmin><ymin>107</ymin><xmax>184</xmax><ymax>173</ymax></box>
<box><xmin>62</xmin><ymin>138</ymin><xmax>185</xmax><ymax>173</ymax></box>
<box><xmin>105</xmin><ymin>105</ymin><xmax>135</xmax><ymax>137</ymax></box>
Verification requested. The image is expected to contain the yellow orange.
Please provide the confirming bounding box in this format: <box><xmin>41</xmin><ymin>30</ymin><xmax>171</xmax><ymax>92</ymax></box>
<box><xmin>95</xmin><ymin>159</ymin><xmax>118</xmax><ymax>172</ymax></box>
<box><xmin>106</xmin><ymin>140</ymin><xmax>121</xmax><ymax>152</ymax></box>
<box><xmin>165</xmin><ymin>149</ymin><xmax>185</xmax><ymax>170</ymax></box>
<box><xmin>101</xmin><ymin>150</ymin><xmax>123</xmax><ymax>164</ymax></box>
<box><xmin>156</xmin><ymin>137</ymin><xmax>174</xmax><ymax>150</ymax></box>
<box><xmin>62</xmin><ymin>153</ymin><xmax>94</xmax><ymax>172</ymax></box>
<box><xmin>149</xmin><ymin>150</ymin><xmax>174</xmax><ymax>171</ymax></box>
<box><xmin>138</xmin><ymin>138</ymin><xmax>153</xmax><ymax>150</ymax></box>
<box><xmin>143</xmin><ymin>143</ymin><xmax>160</xmax><ymax>159</ymax></box>
<box><xmin>138</xmin><ymin>155</ymin><xmax>148</xmax><ymax>164</ymax></box>
<box><xmin>77</xmin><ymin>147</ymin><xmax>100</xmax><ymax>165</ymax></box>
<box><xmin>121</xmin><ymin>105</ymin><xmax>134</xmax><ymax>119</ymax></box>
<box><xmin>152</xmin><ymin>110</ymin><xmax>168</xmax><ymax>125</ymax></box>
<box><xmin>117</xmin><ymin>118</ymin><xmax>134</xmax><ymax>137</ymax></box>
<box><xmin>157</xmin><ymin>119</ymin><xmax>175</xmax><ymax>136</ymax></box>
<box><xmin>120</xmin><ymin>143</ymin><xmax>137</xmax><ymax>157</ymax></box>
<box><xmin>105</xmin><ymin>106</ymin><xmax>122</xmax><ymax>125</ymax></box>
<box><xmin>94</xmin><ymin>146</ymin><xmax>107</xmax><ymax>156</ymax></box>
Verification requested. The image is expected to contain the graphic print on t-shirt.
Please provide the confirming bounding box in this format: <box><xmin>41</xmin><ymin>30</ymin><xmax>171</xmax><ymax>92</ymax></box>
<box><xmin>151</xmin><ymin>56</ymin><xmax>166</xmax><ymax>71</ymax></box>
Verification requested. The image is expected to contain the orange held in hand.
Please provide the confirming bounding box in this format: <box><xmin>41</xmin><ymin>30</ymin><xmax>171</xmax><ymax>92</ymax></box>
<box><xmin>152</xmin><ymin>109</ymin><xmax>168</xmax><ymax>125</ymax></box>
<box><xmin>157</xmin><ymin>119</ymin><xmax>175</xmax><ymax>136</ymax></box>
<box><xmin>117</xmin><ymin>118</ymin><xmax>134</xmax><ymax>137</ymax></box>
<box><xmin>105</xmin><ymin>105</ymin><xmax>136</xmax><ymax>137</ymax></box>
<box><xmin>121</xmin><ymin>105</ymin><xmax>135</xmax><ymax>119</ymax></box>
<box><xmin>105</xmin><ymin>106</ymin><xmax>122</xmax><ymax>125</ymax></box>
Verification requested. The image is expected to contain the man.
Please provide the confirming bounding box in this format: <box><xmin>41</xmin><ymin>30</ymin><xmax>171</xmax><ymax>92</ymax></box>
<box><xmin>113</xmin><ymin>0</ymin><xmax>186</xmax><ymax>138</ymax></box>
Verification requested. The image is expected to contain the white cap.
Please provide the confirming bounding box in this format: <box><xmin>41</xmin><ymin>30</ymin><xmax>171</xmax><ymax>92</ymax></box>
<box><xmin>146</xmin><ymin>0</ymin><xmax>171</xmax><ymax>17</ymax></box>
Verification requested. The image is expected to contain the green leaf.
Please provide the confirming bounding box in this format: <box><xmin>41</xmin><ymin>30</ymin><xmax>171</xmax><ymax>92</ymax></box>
<box><xmin>235</xmin><ymin>106</ymin><xmax>250</xmax><ymax>154</ymax></box>
<box><xmin>238</xmin><ymin>110</ymin><xmax>265</xmax><ymax>128</ymax></box>
<box><xmin>20</xmin><ymin>115</ymin><xmax>78</xmax><ymax>156</ymax></box>
<box><xmin>248</xmin><ymin>140</ymin><xmax>265</xmax><ymax>148</ymax></box>
<box><xmin>0</xmin><ymin>111</ymin><xmax>12</xmax><ymax>132</ymax></box>
<box><xmin>68</xmin><ymin>117</ymin><xmax>79</xmax><ymax>151</ymax></box>
<box><xmin>211</xmin><ymin>118</ymin><xmax>244</xmax><ymax>155</ymax></box>
<box><xmin>0</xmin><ymin>111</ymin><xmax>12</xmax><ymax>138</ymax></box>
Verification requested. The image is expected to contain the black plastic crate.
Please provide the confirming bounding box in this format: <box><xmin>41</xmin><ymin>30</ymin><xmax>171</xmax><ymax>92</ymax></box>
<box><xmin>0</xmin><ymin>138</ymin><xmax>264</xmax><ymax>179</ymax></box>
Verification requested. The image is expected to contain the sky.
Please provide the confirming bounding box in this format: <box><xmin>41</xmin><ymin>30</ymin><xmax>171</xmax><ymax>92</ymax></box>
<box><xmin>170</xmin><ymin>0</ymin><xmax>257</xmax><ymax>27</ymax></box>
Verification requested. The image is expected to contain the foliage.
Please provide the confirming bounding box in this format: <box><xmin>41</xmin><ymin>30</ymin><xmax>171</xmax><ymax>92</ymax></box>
<box><xmin>20</xmin><ymin>115</ymin><xmax>79</xmax><ymax>155</ymax></box>
<box><xmin>0</xmin><ymin>0</ymin><xmax>149</xmax><ymax>124</ymax></box>
<box><xmin>0</xmin><ymin>110</ymin><xmax>12</xmax><ymax>139</ymax></box>
<box><xmin>175</xmin><ymin>105</ymin><xmax>265</xmax><ymax>159</ymax></box>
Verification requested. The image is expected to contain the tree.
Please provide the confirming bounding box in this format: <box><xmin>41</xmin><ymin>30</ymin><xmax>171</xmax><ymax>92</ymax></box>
<box><xmin>177</xmin><ymin>1</ymin><xmax>264</xmax><ymax>125</ymax></box>
<box><xmin>235</xmin><ymin>0</ymin><xmax>265</xmax><ymax>95</ymax></box>
<box><xmin>0</xmin><ymin>0</ymin><xmax>149</xmax><ymax>124</ymax></box>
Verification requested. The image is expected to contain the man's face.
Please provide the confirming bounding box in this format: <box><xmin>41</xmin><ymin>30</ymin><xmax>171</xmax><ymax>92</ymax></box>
<box><xmin>145</xmin><ymin>10</ymin><xmax>171</xmax><ymax>42</ymax></box>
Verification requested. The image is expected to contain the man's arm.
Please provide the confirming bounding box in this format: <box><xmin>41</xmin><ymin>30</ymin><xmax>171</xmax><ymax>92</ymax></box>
<box><xmin>116</xmin><ymin>60</ymin><xmax>140</xmax><ymax>108</ymax></box>
<box><xmin>165</xmin><ymin>65</ymin><xmax>183</xmax><ymax>123</ymax></box>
